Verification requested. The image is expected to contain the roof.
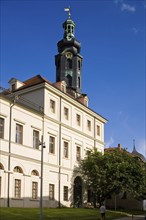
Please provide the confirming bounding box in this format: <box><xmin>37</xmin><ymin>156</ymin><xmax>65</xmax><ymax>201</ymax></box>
<box><xmin>131</xmin><ymin>146</ymin><xmax>146</xmax><ymax>162</ymax></box>
<box><xmin>105</xmin><ymin>144</ymin><xmax>146</xmax><ymax>162</ymax></box>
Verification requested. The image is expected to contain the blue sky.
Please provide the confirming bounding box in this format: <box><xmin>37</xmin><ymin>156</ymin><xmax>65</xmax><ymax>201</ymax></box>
<box><xmin>1</xmin><ymin>0</ymin><xmax>146</xmax><ymax>157</ymax></box>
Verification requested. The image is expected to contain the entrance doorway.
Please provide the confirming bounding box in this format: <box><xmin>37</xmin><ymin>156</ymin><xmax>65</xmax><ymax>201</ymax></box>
<box><xmin>73</xmin><ymin>176</ymin><xmax>82</xmax><ymax>207</ymax></box>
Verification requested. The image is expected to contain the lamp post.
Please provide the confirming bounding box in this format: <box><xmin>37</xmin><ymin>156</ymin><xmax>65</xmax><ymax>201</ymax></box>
<box><xmin>39</xmin><ymin>135</ymin><xmax>45</xmax><ymax>220</ymax></box>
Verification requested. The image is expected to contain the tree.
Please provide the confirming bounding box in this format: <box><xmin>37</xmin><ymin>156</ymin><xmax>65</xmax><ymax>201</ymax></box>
<box><xmin>79</xmin><ymin>148</ymin><xmax>146</xmax><ymax>206</ymax></box>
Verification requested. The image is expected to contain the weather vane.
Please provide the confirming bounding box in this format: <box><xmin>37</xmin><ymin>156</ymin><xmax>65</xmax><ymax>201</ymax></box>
<box><xmin>64</xmin><ymin>6</ymin><xmax>71</xmax><ymax>18</ymax></box>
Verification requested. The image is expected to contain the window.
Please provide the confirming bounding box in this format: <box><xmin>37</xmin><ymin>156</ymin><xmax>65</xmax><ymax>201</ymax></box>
<box><xmin>33</xmin><ymin>130</ymin><xmax>39</xmax><ymax>149</ymax></box>
<box><xmin>78</xmin><ymin>77</ymin><xmax>80</xmax><ymax>88</ymax></box>
<box><xmin>64</xmin><ymin>107</ymin><xmax>69</xmax><ymax>120</ymax></box>
<box><xmin>49</xmin><ymin>136</ymin><xmax>55</xmax><ymax>154</ymax></box>
<box><xmin>32</xmin><ymin>182</ymin><xmax>38</xmax><ymax>199</ymax></box>
<box><xmin>15</xmin><ymin>124</ymin><xmax>23</xmax><ymax>144</ymax></box>
<box><xmin>14</xmin><ymin>166</ymin><xmax>23</xmax><ymax>173</ymax></box>
<box><xmin>50</xmin><ymin>99</ymin><xmax>55</xmax><ymax>113</ymax></box>
<box><xmin>49</xmin><ymin>184</ymin><xmax>54</xmax><ymax>200</ymax></box>
<box><xmin>31</xmin><ymin>170</ymin><xmax>39</xmax><ymax>176</ymax></box>
<box><xmin>86</xmin><ymin>150</ymin><xmax>91</xmax><ymax>156</ymax></box>
<box><xmin>12</xmin><ymin>84</ymin><xmax>16</xmax><ymax>91</ymax></box>
<box><xmin>76</xmin><ymin>146</ymin><xmax>81</xmax><ymax>161</ymax></box>
<box><xmin>78</xmin><ymin>60</ymin><xmax>81</xmax><ymax>70</ymax></box>
<box><xmin>0</xmin><ymin>117</ymin><xmax>4</xmax><ymax>139</ymax></box>
<box><xmin>0</xmin><ymin>177</ymin><xmax>1</xmax><ymax>197</ymax></box>
<box><xmin>97</xmin><ymin>125</ymin><xmax>100</xmax><ymax>136</ymax></box>
<box><xmin>76</xmin><ymin>114</ymin><xmax>81</xmax><ymax>126</ymax></box>
<box><xmin>64</xmin><ymin>141</ymin><xmax>69</xmax><ymax>158</ymax></box>
<box><xmin>0</xmin><ymin>163</ymin><xmax>4</xmax><ymax>170</ymax></box>
<box><xmin>63</xmin><ymin>186</ymin><xmax>68</xmax><ymax>201</ymax></box>
<box><xmin>87</xmin><ymin>120</ymin><xmax>91</xmax><ymax>131</ymax></box>
<box><xmin>15</xmin><ymin>179</ymin><xmax>21</xmax><ymax>198</ymax></box>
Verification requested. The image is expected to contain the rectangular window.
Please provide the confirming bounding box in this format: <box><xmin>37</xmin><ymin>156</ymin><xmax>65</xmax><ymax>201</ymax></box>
<box><xmin>0</xmin><ymin>177</ymin><xmax>1</xmax><ymax>197</ymax></box>
<box><xmin>97</xmin><ymin>125</ymin><xmax>100</xmax><ymax>136</ymax></box>
<box><xmin>64</xmin><ymin>141</ymin><xmax>68</xmax><ymax>158</ymax></box>
<box><xmin>63</xmin><ymin>186</ymin><xmax>68</xmax><ymax>201</ymax></box>
<box><xmin>87</xmin><ymin>120</ymin><xmax>91</xmax><ymax>131</ymax></box>
<box><xmin>64</xmin><ymin>107</ymin><xmax>69</xmax><ymax>120</ymax></box>
<box><xmin>15</xmin><ymin>124</ymin><xmax>23</xmax><ymax>144</ymax></box>
<box><xmin>49</xmin><ymin>184</ymin><xmax>54</xmax><ymax>200</ymax></box>
<box><xmin>0</xmin><ymin>117</ymin><xmax>4</xmax><ymax>139</ymax></box>
<box><xmin>49</xmin><ymin>136</ymin><xmax>55</xmax><ymax>154</ymax></box>
<box><xmin>76</xmin><ymin>146</ymin><xmax>81</xmax><ymax>161</ymax></box>
<box><xmin>15</xmin><ymin>179</ymin><xmax>21</xmax><ymax>198</ymax></box>
<box><xmin>33</xmin><ymin>130</ymin><xmax>39</xmax><ymax>149</ymax></box>
<box><xmin>76</xmin><ymin>114</ymin><xmax>81</xmax><ymax>126</ymax></box>
<box><xmin>32</xmin><ymin>182</ymin><xmax>38</xmax><ymax>199</ymax></box>
<box><xmin>50</xmin><ymin>99</ymin><xmax>55</xmax><ymax>113</ymax></box>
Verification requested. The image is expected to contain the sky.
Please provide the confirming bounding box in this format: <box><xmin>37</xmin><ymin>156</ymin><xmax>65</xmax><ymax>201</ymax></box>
<box><xmin>1</xmin><ymin>0</ymin><xmax>146</xmax><ymax>157</ymax></box>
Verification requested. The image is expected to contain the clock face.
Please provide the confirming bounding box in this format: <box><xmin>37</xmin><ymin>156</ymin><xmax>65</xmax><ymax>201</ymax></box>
<box><xmin>65</xmin><ymin>52</ymin><xmax>73</xmax><ymax>59</ymax></box>
<box><xmin>67</xmin><ymin>35</ymin><xmax>72</xmax><ymax>41</ymax></box>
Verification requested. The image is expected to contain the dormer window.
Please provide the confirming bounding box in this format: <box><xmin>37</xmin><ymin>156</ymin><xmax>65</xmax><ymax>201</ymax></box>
<box><xmin>12</xmin><ymin>84</ymin><xmax>16</xmax><ymax>91</ymax></box>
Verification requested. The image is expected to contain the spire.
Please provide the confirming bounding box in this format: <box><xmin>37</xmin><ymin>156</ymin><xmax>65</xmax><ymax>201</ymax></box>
<box><xmin>133</xmin><ymin>139</ymin><xmax>136</xmax><ymax>151</ymax></box>
<box><xmin>63</xmin><ymin>7</ymin><xmax>75</xmax><ymax>41</ymax></box>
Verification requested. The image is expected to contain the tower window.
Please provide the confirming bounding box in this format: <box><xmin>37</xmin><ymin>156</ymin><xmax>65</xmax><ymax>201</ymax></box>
<box><xmin>78</xmin><ymin>60</ymin><xmax>81</xmax><ymax>70</ymax></box>
<box><xmin>78</xmin><ymin>77</ymin><xmax>80</xmax><ymax>88</ymax></box>
<box><xmin>66</xmin><ymin>59</ymin><xmax>72</xmax><ymax>69</ymax></box>
<box><xmin>57</xmin><ymin>60</ymin><xmax>60</xmax><ymax>69</ymax></box>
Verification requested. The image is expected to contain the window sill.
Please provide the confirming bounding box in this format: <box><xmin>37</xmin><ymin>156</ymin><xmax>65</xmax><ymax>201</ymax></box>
<box><xmin>30</xmin><ymin>199</ymin><xmax>39</xmax><ymax>201</ymax></box>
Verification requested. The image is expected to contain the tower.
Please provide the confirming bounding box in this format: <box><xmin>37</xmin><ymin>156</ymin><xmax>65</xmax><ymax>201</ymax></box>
<box><xmin>55</xmin><ymin>8</ymin><xmax>83</xmax><ymax>95</ymax></box>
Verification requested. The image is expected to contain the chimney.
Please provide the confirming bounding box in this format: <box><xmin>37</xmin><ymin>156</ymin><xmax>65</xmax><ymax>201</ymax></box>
<box><xmin>118</xmin><ymin>143</ymin><xmax>121</xmax><ymax>150</ymax></box>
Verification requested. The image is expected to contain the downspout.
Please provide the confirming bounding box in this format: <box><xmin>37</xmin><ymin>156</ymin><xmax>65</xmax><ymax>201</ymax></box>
<box><xmin>58</xmin><ymin>97</ymin><xmax>62</xmax><ymax>207</ymax></box>
<box><xmin>40</xmin><ymin>109</ymin><xmax>45</xmax><ymax>220</ymax></box>
<box><xmin>7</xmin><ymin>99</ymin><xmax>15</xmax><ymax>207</ymax></box>
<box><xmin>94</xmin><ymin>117</ymin><xmax>96</xmax><ymax>150</ymax></box>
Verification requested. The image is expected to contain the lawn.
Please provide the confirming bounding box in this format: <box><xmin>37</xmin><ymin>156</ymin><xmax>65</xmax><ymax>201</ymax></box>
<box><xmin>0</xmin><ymin>207</ymin><xmax>128</xmax><ymax>220</ymax></box>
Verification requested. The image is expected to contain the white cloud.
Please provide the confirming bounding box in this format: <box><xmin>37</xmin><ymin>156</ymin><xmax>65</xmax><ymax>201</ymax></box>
<box><xmin>121</xmin><ymin>3</ymin><xmax>136</xmax><ymax>12</ymax></box>
<box><xmin>105</xmin><ymin>137</ymin><xmax>115</xmax><ymax>148</ymax></box>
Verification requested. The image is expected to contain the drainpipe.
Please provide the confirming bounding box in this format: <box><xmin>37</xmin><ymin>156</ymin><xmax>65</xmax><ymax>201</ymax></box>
<box><xmin>40</xmin><ymin>111</ymin><xmax>45</xmax><ymax>220</ymax></box>
<box><xmin>7</xmin><ymin>98</ymin><xmax>16</xmax><ymax>207</ymax></box>
<box><xmin>58</xmin><ymin>97</ymin><xmax>62</xmax><ymax>208</ymax></box>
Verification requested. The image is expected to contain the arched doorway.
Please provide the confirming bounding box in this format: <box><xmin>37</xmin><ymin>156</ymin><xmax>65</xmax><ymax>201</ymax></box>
<box><xmin>73</xmin><ymin>176</ymin><xmax>82</xmax><ymax>207</ymax></box>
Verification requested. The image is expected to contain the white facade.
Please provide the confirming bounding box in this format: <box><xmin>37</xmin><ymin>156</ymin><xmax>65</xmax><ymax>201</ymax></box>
<box><xmin>0</xmin><ymin>76</ymin><xmax>107</xmax><ymax>207</ymax></box>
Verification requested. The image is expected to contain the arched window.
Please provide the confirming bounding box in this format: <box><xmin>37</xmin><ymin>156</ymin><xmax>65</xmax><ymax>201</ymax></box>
<box><xmin>13</xmin><ymin>166</ymin><xmax>23</xmax><ymax>173</ymax></box>
<box><xmin>31</xmin><ymin>170</ymin><xmax>39</xmax><ymax>176</ymax></box>
<box><xmin>66</xmin><ymin>59</ymin><xmax>72</xmax><ymax>69</ymax></box>
<box><xmin>67</xmin><ymin>75</ymin><xmax>72</xmax><ymax>87</ymax></box>
<box><xmin>0</xmin><ymin>163</ymin><xmax>4</xmax><ymax>170</ymax></box>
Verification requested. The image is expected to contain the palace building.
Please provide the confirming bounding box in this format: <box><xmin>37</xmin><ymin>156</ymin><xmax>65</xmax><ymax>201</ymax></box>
<box><xmin>0</xmin><ymin>10</ymin><xmax>107</xmax><ymax>208</ymax></box>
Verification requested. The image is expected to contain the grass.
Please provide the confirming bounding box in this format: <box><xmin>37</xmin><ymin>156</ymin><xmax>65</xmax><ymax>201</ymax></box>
<box><xmin>0</xmin><ymin>207</ymin><xmax>129</xmax><ymax>220</ymax></box>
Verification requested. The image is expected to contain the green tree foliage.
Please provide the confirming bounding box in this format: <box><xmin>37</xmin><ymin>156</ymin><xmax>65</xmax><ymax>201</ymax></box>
<box><xmin>79</xmin><ymin>148</ymin><xmax>146</xmax><ymax>205</ymax></box>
